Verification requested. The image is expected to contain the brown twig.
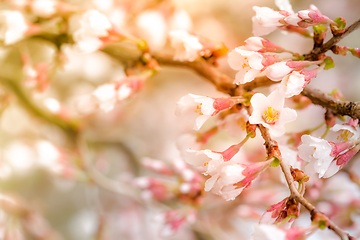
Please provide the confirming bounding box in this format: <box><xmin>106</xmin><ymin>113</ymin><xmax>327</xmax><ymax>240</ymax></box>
<box><xmin>153</xmin><ymin>53</ymin><xmax>274</xmax><ymax>96</ymax></box>
<box><xmin>302</xmin><ymin>87</ymin><xmax>360</xmax><ymax>119</ymax></box>
<box><xmin>154</xmin><ymin>54</ymin><xmax>360</xmax><ymax>120</ymax></box>
<box><xmin>257</xmin><ymin>125</ymin><xmax>351</xmax><ymax>240</ymax></box>
<box><xmin>304</xmin><ymin>18</ymin><xmax>360</xmax><ymax>60</ymax></box>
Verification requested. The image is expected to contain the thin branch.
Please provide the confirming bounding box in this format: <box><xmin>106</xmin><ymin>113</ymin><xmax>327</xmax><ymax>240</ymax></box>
<box><xmin>153</xmin><ymin>53</ymin><xmax>274</xmax><ymax>96</ymax></box>
<box><xmin>304</xmin><ymin>18</ymin><xmax>360</xmax><ymax>60</ymax></box>
<box><xmin>257</xmin><ymin>124</ymin><xmax>351</xmax><ymax>240</ymax></box>
<box><xmin>302</xmin><ymin>87</ymin><xmax>360</xmax><ymax>119</ymax></box>
<box><xmin>154</xmin><ymin>54</ymin><xmax>360</xmax><ymax>120</ymax></box>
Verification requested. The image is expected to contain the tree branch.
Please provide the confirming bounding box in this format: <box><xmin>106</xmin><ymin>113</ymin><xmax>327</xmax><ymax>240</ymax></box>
<box><xmin>257</xmin><ymin>125</ymin><xmax>352</xmax><ymax>240</ymax></box>
<box><xmin>304</xmin><ymin>18</ymin><xmax>360</xmax><ymax>60</ymax></box>
<box><xmin>302</xmin><ymin>87</ymin><xmax>360</xmax><ymax>119</ymax></box>
<box><xmin>154</xmin><ymin>54</ymin><xmax>360</xmax><ymax>120</ymax></box>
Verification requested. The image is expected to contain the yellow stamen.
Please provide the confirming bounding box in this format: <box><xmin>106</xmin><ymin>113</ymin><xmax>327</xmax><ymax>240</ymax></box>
<box><xmin>194</xmin><ymin>103</ymin><xmax>204</xmax><ymax>115</ymax></box>
<box><xmin>262</xmin><ymin>107</ymin><xmax>280</xmax><ymax>124</ymax></box>
<box><xmin>337</xmin><ymin>130</ymin><xmax>353</xmax><ymax>141</ymax></box>
<box><xmin>237</xmin><ymin>117</ymin><xmax>246</xmax><ymax>130</ymax></box>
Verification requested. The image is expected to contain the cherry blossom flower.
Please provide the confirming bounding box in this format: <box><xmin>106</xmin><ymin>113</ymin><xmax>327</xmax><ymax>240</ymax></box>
<box><xmin>249</xmin><ymin>90</ymin><xmax>297</xmax><ymax>137</ymax></box>
<box><xmin>217</xmin><ymin>108</ymin><xmax>249</xmax><ymax>138</ymax></box>
<box><xmin>205</xmin><ymin>161</ymin><xmax>246</xmax><ymax>201</ymax></box>
<box><xmin>252</xmin><ymin>6</ymin><xmax>288</xmax><ymax>36</ymax></box>
<box><xmin>31</xmin><ymin>0</ymin><xmax>57</xmax><ymax>18</ymax></box>
<box><xmin>330</xmin><ymin>119</ymin><xmax>360</xmax><ymax>141</ymax></box>
<box><xmin>265</xmin><ymin>62</ymin><xmax>293</xmax><ymax>81</ymax></box>
<box><xmin>227</xmin><ymin>46</ymin><xmax>266</xmax><ymax>84</ymax></box>
<box><xmin>275</xmin><ymin>0</ymin><xmax>295</xmax><ymax>14</ymax></box>
<box><xmin>72</xmin><ymin>10</ymin><xmax>112</xmax><ymax>54</ymax></box>
<box><xmin>204</xmin><ymin>158</ymin><xmax>273</xmax><ymax>201</ymax></box>
<box><xmin>298</xmin><ymin>135</ymin><xmax>333</xmax><ymax>178</ymax></box>
<box><xmin>299</xmin><ymin>134</ymin><xmax>360</xmax><ymax>178</ymax></box>
<box><xmin>278</xmin><ymin>71</ymin><xmax>307</xmax><ymax>98</ymax></box>
<box><xmin>0</xmin><ymin>10</ymin><xmax>28</xmax><ymax>45</ymax></box>
<box><xmin>184</xmin><ymin>149</ymin><xmax>224</xmax><ymax>175</ymax></box>
<box><xmin>136</xmin><ymin>10</ymin><xmax>167</xmax><ymax>51</ymax></box>
<box><xmin>260</xmin><ymin>197</ymin><xmax>299</xmax><ymax>228</ymax></box>
<box><xmin>245</xmin><ymin>36</ymin><xmax>286</xmax><ymax>53</ymax></box>
<box><xmin>154</xmin><ymin>209</ymin><xmax>197</xmax><ymax>237</ymax></box>
<box><xmin>92</xmin><ymin>83</ymin><xmax>117</xmax><ymax>112</ymax></box>
<box><xmin>176</xmin><ymin>94</ymin><xmax>237</xmax><ymax>130</ymax></box>
<box><xmin>284</xmin><ymin>7</ymin><xmax>332</xmax><ymax>28</ymax></box>
<box><xmin>169</xmin><ymin>30</ymin><xmax>203</xmax><ymax>62</ymax></box>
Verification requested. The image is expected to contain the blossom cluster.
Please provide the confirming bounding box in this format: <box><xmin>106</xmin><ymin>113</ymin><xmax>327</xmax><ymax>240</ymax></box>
<box><xmin>1</xmin><ymin>0</ymin><xmax>360</xmax><ymax>240</ymax></box>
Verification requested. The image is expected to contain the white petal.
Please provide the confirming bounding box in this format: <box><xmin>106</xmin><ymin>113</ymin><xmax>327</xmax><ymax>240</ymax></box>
<box><xmin>266</xmin><ymin>62</ymin><xmax>293</xmax><ymax>81</ymax></box>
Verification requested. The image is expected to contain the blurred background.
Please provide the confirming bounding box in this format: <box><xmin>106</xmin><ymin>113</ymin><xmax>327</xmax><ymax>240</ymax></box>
<box><xmin>1</xmin><ymin>0</ymin><xmax>360</xmax><ymax>239</ymax></box>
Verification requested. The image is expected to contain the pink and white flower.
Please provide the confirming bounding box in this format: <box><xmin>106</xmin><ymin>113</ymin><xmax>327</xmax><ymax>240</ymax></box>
<box><xmin>298</xmin><ymin>135</ymin><xmax>333</xmax><ymax>178</ymax></box>
<box><xmin>252</xmin><ymin>6</ymin><xmax>288</xmax><ymax>36</ymax></box>
<box><xmin>217</xmin><ymin>108</ymin><xmax>249</xmax><ymax>138</ymax></box>
<box><xmin>245</xmin><ymin>36</ymin><xmax>285</xmax><ymax>53</ymax></box>
<box><xmin>31</xmin><ymin>0</ymin><xmax>57</xmax><ymax>18</ymax></box>
<box><xmin>72</xmin><ymin>10</ymin><xmax>112</xmax><ymax>53</ymax></box>
<box><xmin>331</xmin><ymin>119</ymin><xmax>360</xmax><ymax>141</ymax></box>
<box><xmin>176</xmin><ymin>94</ymin><xmax>237</xmax><ymax>130</ymax></box>
<box><xmin>298</xmin><ymin>135</ymin><xmax>360</xmax><ymax>178</ymax></box>
<box><xmin>92</xmin><ymin>83</ymin><xmax>117</xmax><ymax>112</ymax></box>
<box><xmin>205</xmin><ymin>161</ymin><xmax>246</xmax><ymax>201</ymax></box>
<box><xmin>0</xmin><ymin>10</ymin><xmax>28</xmax><ymax>45</ymax></box>
<box><xmin>284</xmin><ymin>7</ymin><xmax>332</xmax><ymax>28</ymax></box>
<box><xmin>169</xmin><ymin>30</ymin><xmax>203</xmax><ymax>62</ymax></box>
<box><xmin>249</xmin><ymin>90</ymin><xmax>297</xmax><ymax>137</ymax></box>
<box><xmin>227</xmin><ymin>46</ymin><xmax>265</xmax><ymax>84</ymax></box>
<box><xmin>136</xmin><ymin>10</ymin><xmax>167</xmax><ymax>51</ymax></box>
<box><xmin>265</xmin><ymin>62</ymin><xmax>293</xmax><ymax>81</ymax></box>
<box><xmin>260</xmin><ymin>197</ymin><xmax>299</xmax><ymax>228</ymax></box>
<box><xmin>278</xmin><ymin>71</ymin><xmax>307</xmax><ymax>98</ymax></box>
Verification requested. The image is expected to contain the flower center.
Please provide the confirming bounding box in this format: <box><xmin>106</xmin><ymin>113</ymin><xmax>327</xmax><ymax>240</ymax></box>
<box><xmin>337</xmin><ymin>130</ymin><xmax>354</xmax><ymax>141</ymax></box>
<box><xmin>262</xmin><ymin>107</ymin><xmax>280</xmax><ymax>124</ymax></box>
<box><xmin>242</xmin><ymin>57</ymin><xmax>250</xmax><ymax>69</ymax></box>
<box><xmin>237</xmin><ymin>117</ymin><xmax>247</xmax><ymax>130</ymax></box>
<box><xmin>195</xmin><ymin>103</ymin><xmax>204</xmax><ymax>115</ymax></box>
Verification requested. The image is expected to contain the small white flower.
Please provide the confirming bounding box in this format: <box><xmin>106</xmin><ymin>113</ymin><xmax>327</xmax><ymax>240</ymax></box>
<box><xmin>184</xmin><ymin>149</ymin><xmax>223</xmax><ymax>176</ymax></box>
<box><xmin>136</xmin><ymin>10</ymin><xmax>167</xmax><ymax>51</ymax></box>
<box><xmin>217</xmin><ymin>109</ymin><xmax>249</xmax><ymax>138</ymax></box>
<box><xmin>31</xmin><ymin>0</ymin><xmax>57</xmax><ymax>18</ymax></box>
<box><xmin>175</xmin><ymin>94</ymin><xmax>216</xmax><ymax>130</ymax></box>
<box><xmin>252</xmin><ymin>6</ymin><xmax>285</xmax><ymax>36</ymax></box>
<box><xmin>72</xmin><ymin>10</ymin><xmax>112</xmax><ymax>54</ymax></box>
<box><xmin>249</xmin><ymin>90</ymin><xmax>297</xmax><ymax>137</ymax></box>
<box><xmin>244</xmin><ymin>36</ymin><xmax>265</xmax><ymax>51</ymax></box>
<box><xmin>0</xmin><ymin>10</ymin><xmax>28</xmax><ymax>45</ymax></box>
<box><xmin>265</xmin><ymin>62</ymin><xmax>293</xmax><ymax>81</ymax></box>
<box><xmin>169</xmin><ymin>9</ymin><xmax>193</xmax><ymax>31</ymax></box>
<box><xmin>169</xmin><ymin>30</ymin><xmax>203</xmax><ymax>62</ymax></box>
<box><xmin>205</xmin><ymin>161</ymin><xmax>246</xmax><ymax>201</ymax></box>
<box><xmin>283</xmin><ymin>13</ymin><xmax>303</xmax><ymax>26</ymax></box>
<box><xmin>298</xmin><ymin>135</ymin><xmax>333</xmax><ymax>178</ymax></box>
<box><xmin>275</xmin><ymin>0</ymin><xmax>295</xmax><ymax>14</ymax></box>
<box><xmin>92</xmin><ymin>83</ymin><xmax>117</xmax><ymax>112</ymax></box>
<box><xmin>331</xmin><ymin>121</ymin><xmax>360</xmax><ymax>141</ymax></box>
<box><xmin>227</xmin><ymin>46</ymin><xmax>264</xmax><ymax>84</ymax></box>
<box><xmin>279</xmin><ymin>71</ymin><xmax>306</xmax><ymax>98</ymax></box>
